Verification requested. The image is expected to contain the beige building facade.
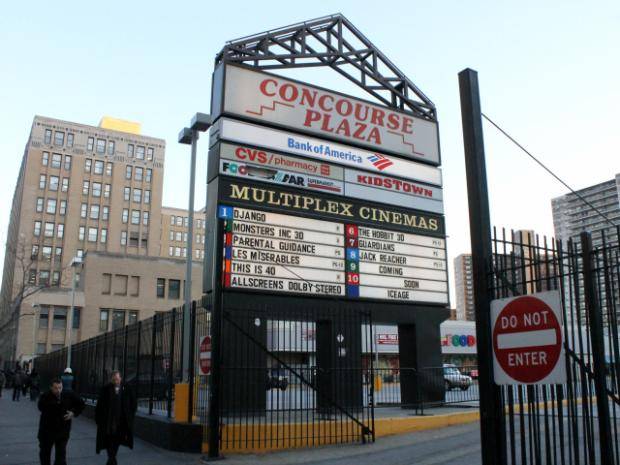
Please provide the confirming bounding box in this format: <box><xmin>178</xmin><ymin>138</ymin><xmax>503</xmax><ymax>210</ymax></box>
<box><xmin>159</xmin><ymin>206</ymin><xmax>207</xmax><ymax>261</ymax></box>
<box><xmin>454</xmin><ymin>254</ymin><xmax>475</xmax><ymax>321</ymax></box>
<box><xmin>0</xmin><ymin>115</ymin><xmax>189</xmax><ymax>363</ymax></box>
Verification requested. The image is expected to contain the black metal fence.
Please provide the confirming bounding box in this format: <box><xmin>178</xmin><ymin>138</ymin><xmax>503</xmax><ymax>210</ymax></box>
<box><xmin>491</xmin><ymin>228</ymin><xmax>620</xmax><ymax>465</ymax></box>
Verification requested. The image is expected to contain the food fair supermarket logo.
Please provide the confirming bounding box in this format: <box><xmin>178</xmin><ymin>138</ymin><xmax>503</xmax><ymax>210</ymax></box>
<box><xmin>441</xmin><ymin>334</ymin><xmax>476</xmax><ymax>348</ymax></box>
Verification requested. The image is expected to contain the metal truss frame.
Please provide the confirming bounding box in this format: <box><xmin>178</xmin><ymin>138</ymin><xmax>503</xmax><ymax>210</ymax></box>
<box><xmin>215</xmin><ymin>14</ymin><xmax>436</xmax><ymax>121</ymax></box>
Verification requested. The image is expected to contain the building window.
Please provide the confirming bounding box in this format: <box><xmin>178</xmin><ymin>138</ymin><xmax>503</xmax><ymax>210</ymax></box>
<box><xmin>122</xmin><ymin>209</ymin><xmax>129</xmax><ymax>223</ymax></box>
<box><xmin>131</xmin><ymin>210</ymin><xmax>140</xmax><ymax>225</ymax></box>
<box><xmin>144</xmin><ymin>190</ymin><xmax>150</xmax><ymax>204</ymax></box>
<box><xmin>146</xmin><ymin>168</ymin><xmax>152</xmax><ymax>183</ymax></box>
<box><xmin>125</xmin><ymin>165</ymin><xmax>132</xmax><ymax>180</ymax></box>
<box><xmin>183</xmin><ymin>232</ymin><xmax>188</xmax><ymax>242</ymax></box>
<box><xmin>59</xmin><ymin>200</ymin><xmax>67</xmax><ymax>216</ymax></box>
<box><xmin>36</xmin><ymin>344</ymin><xmax>47</xmax><ymax>355</ymax></box>
<box><xmin>183</xmin><ymin>217</ymin><xmax>189</xmax><ymax>227</ymax></box>
<box><xmin>170</xmin><ymin>216</ymin><xmax>175</xmax><ymax>225</ymax></box>
<box><xmin>34</xmin><ymin>221</ymin><xmax>42</xmax><ymax>236</ymax></box>
<box><xmin>169</xmin><ymin>231</ymin><xmax>174</xmax><ymax>241</ymax></box>
<box><xmin>102</xmin><ymin>206</ymin><xmax>109</xmax><ymax>220</ymax></box>
<box><xmin>49</xmin><ymin>176</ymin><xmax>59</xmax><ymax>191</ymax></box>
<box><xmin>94</xmin><ymin>160</ymin><xmax>104</xmax><ymax>175</ymax></box>
<box><xmin>127</xmin><ymin>144</ymin><xmax>134</xmax><ymax>157</ymax></box>
<box><xmin>64</xmin><ymin>155</ymin><xmax>72</xmax><ymax>170</ymax></box>
<box><xmin>135</xmin><ymin>167</ymin><xmax>143</xmax><ymax>181</ymax></box>
<box><xmin>61</xmin><ymin>178</ymin><xmax>69</xmax><ymax>192</ymax></box>
<box><xmin>132</xmin><ymin>188</ymin><xmax>142</xmax><ymax>203</ymax></box>
<box><xmin>46</xmin><ymin>199</ymin><xmax>57</xmax><ymax>214</ymax></box>
<box><xmin>31</xmin><ymin>245</ymin><xmax>39</xmax><ymax>259</ymax></box>
<box><xmin>129</xmin><ymin>276</ymin><xmax>139</xmax><ymax>296</ymax></box>
<box><xmin>175</xmin><ymin>247</ymin><xmax>181</xmax><ymax>257</ymax></box>
<box><xmin>82</xmin><ymin>181</ymin><xmax>90</xmax><ymax>195</ymax></box>
<box><xmin>52</xmin><ymin>271</ymin><xmax>60</xmax><ymax>286</ymax></box>
<box><xmin>99</xmin><ymin>309</ymin><xmax>109</xmax><ymax>332</ymax></box>
<box><xmin>87</xmin><ymin>137</ymin><xmax>94</xmax><ymax>151</ymax></box>
<box><xmin>67</xmin><ymin>133</ymin><xmax>74</xmax><ymax>148</ymax></box>
<box><xmin>42</xmin><ymin>152</ymin><xmax>49</xmax><ymax>166</ymax></box>
<box><xmin>78</xmin><ymin>226</ymin><xmax>85</xmax><ymax>241</ymax></box>
<box><xmin>39</xmin><ymin>307</ymin><xmax>49</xmax><ymax>328</ymax></box>
<box><xmin>80</xmin><ymin>203</ymin><xmax>87</xmax><ymax>218</ymax></box>
<box><xmin>129</xmin><ymin>232</ymin><xmax>139</xmax><ymax>247</ymax></box>
<box><xmin>90</xmin><ymin>204</ymin><xmax>99</xmax><ymax>219</ymax></box>
<box><xmin>106</xmin><ymin>162</ymin><xmax>112</xmax><ymax>176</ymax></box>
<box><xmin>114</xmin><ymin>274</ymin><xmax>128</xmax><ymax>296</ymax></box>
<box><xmin>54</xmin><ymin>131</ymin><xmax>64</xmax><ymax>146</ymax></box>
<box><xmin>104</xmin><ymin>184</ymin><xmax>111</xmax><ymax>198</ymax></box>
<box><xmin>39</xmin><ymin>270</ymin><xmax>50</xmax><ymax>286</ymax></box>
<box><xmin>120</xmin><ymin>231</ymin><xmax>127</xmax><ymax>245</ymax></box>
<box><xmin>51</xmin><ymin>153</ymin><xmax>62</xmax><ymax>168</ymax></box>
<box><xmin>96</xmin><ymin>138</ymin><xmax>106</xmax><ymax>154</ymax></box>
<box><xmin>92</xmin><ymin>182</ymin><xmax>102</xmax><ymax>197</ymax></box>
<box><xmin>42</xmin><ymin>246</ymin><xmax>52</xmax><ymax>261</ymax></box>
<box><xmin>56</xmin><ymin>224</ymin><xmax>64</xmax><ymax>239</ymax></box>
<box><xmin>44</xmin><ymin>222</ymin><xmax>54</xmax><ymax>237</ymax></box>
<box><xmin>195</xmin><ymin>249</ymin><xmax>200</xmax><ymax>259</ymax></box>
<box><xmin>55</xmin><ymin>247</ymin><xmax>62</xmax><ymax>258</ymax></box>
<box><xmin>84</xmin><ymin>159</ymin><xmax>92</xmax><ymax>173</ymax></box>
<box><xmin>39</xmin><ymin>175</ymin><xmax>46</xmax><ymax>189</ymax></box>
<box><xmin>102</xmin><ymin>273</ymin><xmax>111</xmax><ymax>294</ymax></box>
<box><xmin>136</xmin><ymin>146</ymin><xmax>145</xmax><ymax>160</ymax></box>
<box><xmin>182</xmin><ymin>248</ymin><xmax>187</xmax><ymax>257</ymax></box>
<box><xmin>112</xmin><ymin>310</ymin><xmax>125</xmax><ymax>330</ymax></box>
<box><xmin>168</xmin><ymin>246</ymin><xmax>174</xmax><ymax>256</ymax></box>
<box><xmin>124</xmin><ymin>187</ymin><xmax>130</xmax><ymax>201</ymax></box>
<box><xmin>36</xmin><ymin>197</ymin><xmax>44</xmax><ymax>212</ymax></box>
<box><xmin>146</xmin><ymin>147</ymin><xmax>154</xmax><ymax>161</ymax></box>
<box><xmin>53</xmin><ymin>308</ymin><xmax>67</xmax><ymax>329</ymax></box>
<box><xmin>128</xmin><ymin>311</ymin><xmax>138</xmax><ymax>325</ymax></box>
<box><xmin>142</xmin><ymin>211</ymin><xmax>149</xmax><ymax>226</ymax></box>
<box><xmin>88</xmin><ymin>227</ymin><xmax>98</xmax><ymax>242</ymax></box>
<box><xmin>28</xmin><ymin>269</ymin><xmax>37</xmax><ymax>284</ymax></box>
<box><xmin>44</xmin><ymin>129</ymin><xmax>52</xmax><ymax>144</ymax></box>
<box><xmin>168</xmin><ymin>279</ymin><xmax>181</xmax><ymax>299</ymax></box>
<box><xmin>176</xmin><ymin>217</ymin><xmax>182</xmax><ymax>227</ymax></box>
<box><xmin>72</xmin><ymin>308</ymin><xmax>80</xmax><ymax>329</ymax></box>
<box><xmin>156</xmin><ymin>278</ymin><xmax>165</xmax><ymax>298</ymax></box>
<box><xmin>107</xmin><ymin>140</ymin><xmax>115</xmax><ymax>155</ymax></box>
<box><xmin>101</xmin><ymin>228</ymin><xmax>107</xmax><ymax>243</ymax></box>
<box><xmin>175</xmin><ymin>232</ymin><xmax>182</xmax><ymax>242</ymax></box>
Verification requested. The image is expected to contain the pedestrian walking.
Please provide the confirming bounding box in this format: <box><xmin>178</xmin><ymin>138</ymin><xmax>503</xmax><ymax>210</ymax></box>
<box><xmin>61</xmin><ymin>368</ymin><xmax>75</xmax><ymax>392</ymax></box>
<box><xmin>95</xmin><ymin>371</ymin><xmax>137</xmax><ymax>465</ymax></box>
<box><xmin>38</xmin><ymin>377</ymin><xmax>85</xmax><ymax>465</ymax></box>
<box><xmin>12</xmin><ymin>369</ymin><xmax>23</xmax><ymax>401</ymax></box>
<box><xmin>0</xmin><ymin>370</ymin><xmax>5</xmax><ymax>398</ymax></box>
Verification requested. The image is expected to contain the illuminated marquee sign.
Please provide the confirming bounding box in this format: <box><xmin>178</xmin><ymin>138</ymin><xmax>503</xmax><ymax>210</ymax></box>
<box><xmin>217</xmin><ymin>204</ymin><xmax>448</xmax><ymax>304</ymax></box>
<box><xmin>213</xmin><ymin>64</ymin><xmax>440</xmax><ymax>164</ymax></box>
<box><xmin>209</xmin><ymin>118</ymin><xmax>442</xmax><ymax>186</ymax></box>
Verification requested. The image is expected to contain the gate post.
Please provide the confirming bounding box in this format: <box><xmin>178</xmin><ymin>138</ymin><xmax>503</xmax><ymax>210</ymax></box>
<box><xmin>580</xmin><ymin>232</ymin><xmax>613</xmax><ymax>465</ymax></box>
<box><xmin>459</xmin><ymin>68</ymin><xmax>506</xmax><ymax>465</ymax></box>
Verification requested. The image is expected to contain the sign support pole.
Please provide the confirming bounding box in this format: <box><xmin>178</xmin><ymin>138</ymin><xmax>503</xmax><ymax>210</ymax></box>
<box><xmin>459</xmin><ymin>68</ymin><xmax>506</xmax><ymax>465</ymax></box>
<box><xmin>581</xmin><ymin>232</ymin><xmax>613</xmax><ymax>465</ymax></box>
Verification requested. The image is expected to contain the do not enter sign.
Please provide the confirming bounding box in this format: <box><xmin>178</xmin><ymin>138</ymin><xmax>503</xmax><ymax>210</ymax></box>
<box><xmin>199</xmin><ymin>335</ymin><xmax>212</xmax><ymax>375</ymax></box>
<box><xmin>491</xmin><ymin>290</ymin><xmax>565</xmax><ymax>385</ymax></box>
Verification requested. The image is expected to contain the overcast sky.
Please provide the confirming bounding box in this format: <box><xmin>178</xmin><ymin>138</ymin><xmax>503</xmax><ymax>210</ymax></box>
<box><xmin>1</xmin><ymin>0</ymin><xmax>618</xmax><ymax>303</ymax></box>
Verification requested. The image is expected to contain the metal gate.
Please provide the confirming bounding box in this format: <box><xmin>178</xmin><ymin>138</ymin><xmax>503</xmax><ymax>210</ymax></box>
<box><xmin>206</xmin><ymin>302</ymin><xmax>375</xmax><ymax>453</ymax></box>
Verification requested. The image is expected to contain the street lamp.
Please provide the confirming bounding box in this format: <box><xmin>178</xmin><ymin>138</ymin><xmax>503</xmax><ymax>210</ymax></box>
<box><xmin>178</xmin><ymin>112</ymin><xmax>212</xmax><ymax>381</ymax></box>
<box><xmin>65</xmin><ymin>256</ymin><xmax>83</xmax><ymax>370</ymax></box>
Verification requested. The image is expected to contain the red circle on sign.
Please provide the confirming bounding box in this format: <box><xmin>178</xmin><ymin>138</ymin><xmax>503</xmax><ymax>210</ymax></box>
<box><xmin>493</xmin><ymin>296</ymin><xmax>561</xmax><ymax>383</ymax></box>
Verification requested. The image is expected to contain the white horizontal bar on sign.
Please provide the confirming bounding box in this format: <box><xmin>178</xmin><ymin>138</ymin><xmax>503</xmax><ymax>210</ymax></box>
<box><xmin>230</xmin><ymin>262</ymin><xmax>345</xmax><ymax>283</ymax></box>
<box><xmin>358</xmin><ymin>275</ymin><xmax>448</xmax><ymax>292</ymax></box>
<box><xmin>358</xmin><ymin>262</ymin><xmax>447</xmax><ymax>281</ymax></box>
<box><xmin>357</xmin><ymin>238</ymin><xmax>446</xmax><ymax>259</ymax></box>
<box><xmin>228</xmin><ymin>274</ymin><xmax>346</xmax><ymax>296</ymax></box>
<box><xmin>217</xmin><ymin>118</ymin><xmax>443</xmax><ymax>186</ymax></box>
<box><xmin>358</xmin><ymin>286</ymin><xmax>449</xmax><ymax>304</ymax></box>
<box><xmin>496</xmin><ymin>329</ymin><xmax>558</xmax><ymax>350</ymax></box>
<box><xmin>358</xmin><ymin>250</ymin><xmax>446</xmax><ymax>270</ymax></box>
<box><xmin>232</xmin><ymin>220</ymin><xmax>344</xmax><ymax>247</ymax></box>
<box><xmin>232</xmin><ymin>206</ymin><xmax>343</xmax><ymax>235</ymax></box>
<box><xmin>232</xmin><ymin>234</ymin><xmax>345</xmax><ymax>259</ymax></box>
<box><xmin>357</xmin><ymin>226</ymin><xmax>445</xmax><ymax>248</ymax></box>
<box><xmin>232</xmin><ymin>247</ymin><xmax>345</xmax><ymax>271</ymax></box>
<box><xmin>345</xmin><ymin>183</ymin><xmax>444</xmax><ymax>214</ymax></box>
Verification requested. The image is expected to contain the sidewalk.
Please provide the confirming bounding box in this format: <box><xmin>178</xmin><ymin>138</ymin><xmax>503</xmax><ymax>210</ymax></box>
<box><xmin>0</xmin><ymin>389</ymin><xmax>202</xmax><ymax>465</ymax></box>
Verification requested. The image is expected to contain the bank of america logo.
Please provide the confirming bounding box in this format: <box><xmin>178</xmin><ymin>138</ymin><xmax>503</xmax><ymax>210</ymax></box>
<box><xmin>367</xmin><ymin>154</ymin><xmax>394</xmax><ymax>170</ymax></box>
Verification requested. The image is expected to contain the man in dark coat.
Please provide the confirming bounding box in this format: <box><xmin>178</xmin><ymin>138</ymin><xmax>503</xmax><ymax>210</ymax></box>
<box><xmin>95</xmin><ymin>371</ymin><xmax>137</xmax><ymax>465</ymax></box>
<box><xmin>38</xmin><ymin>377</ymin><xmax>85</xmax><ymax>465</ymax></box>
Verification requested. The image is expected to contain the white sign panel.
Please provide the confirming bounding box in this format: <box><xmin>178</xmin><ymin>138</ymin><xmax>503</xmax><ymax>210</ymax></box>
<box><xmin>211</xmin><ymin>118</ymin><xmax>443</xmax><ymax>186</ymax></box>
<box><xmin>219</xmin><ymin>64</ymin><xmax>440</xmax><ymax>164</ymax></box>
<box><xmin>358</xmin><ymin>286</ymin><xmax>448</xmax><ymax>304</ymax></box>
<box><xmin>228</xmin><ymin>275</ymin><xmax>345</xmax><ymax>296</ymax></box>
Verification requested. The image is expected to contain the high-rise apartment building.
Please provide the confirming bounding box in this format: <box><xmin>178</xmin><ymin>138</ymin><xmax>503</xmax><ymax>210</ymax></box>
<box><xmin>454</xmin><ymin>254</ymin><xmax>474</xmax><ymax>321</ymax></box>
<box><xmin>552</xmin><ymin>175</ymin><xmax>620</xmax><ymax>247</ymax></box>
<box><xmin>0</xmin><ymin>115</ymin><xmax>173</xmax><ymax>361</ymax></box>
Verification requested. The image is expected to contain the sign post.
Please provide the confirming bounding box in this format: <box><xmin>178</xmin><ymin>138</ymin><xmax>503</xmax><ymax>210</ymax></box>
<box><xmin>491</xmin><ymin>291</ymin><xmax>566</xmax><ymax>385</ymax></box>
